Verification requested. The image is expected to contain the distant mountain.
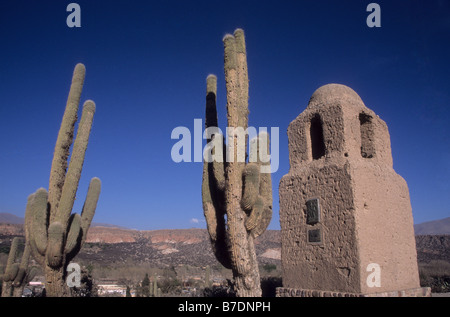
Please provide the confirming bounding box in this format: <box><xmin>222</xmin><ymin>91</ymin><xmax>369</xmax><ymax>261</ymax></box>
<box><xmin>414</xmin><ymin>217</ymin><xmax>450</xmax><ymax>235</ymax></box>
<box><xmin>0</xmin><ymin>212</ymin><xmax>128</xmax><ymax>229</ymax></box>
<box><xmin>0</xmin><ymin>224</ymin><xmax>281</xmax><ymax>268</ymax></box>
<box><xmin>2</xmin><ymin>212</ymin><xmax>449</xmax><ymax>235</ymax></box>
<box><xmin>0</xmin><ymin>213</ymin><xmax>24</xmax><ymax>224</ymax></box>
<box><xmin>1</xmin><ymin>213</ymin><xmax>448</xmax><ymax>272</ymax></box>
<box><xmin>90</xmin><ymin>223</ymin><xmax>130</xmax><ymax>230</ymax></box>
<box><xmin>415</xmin><ymin>235</ymin><xmax>450</xmax><ymax>263</ymax></box>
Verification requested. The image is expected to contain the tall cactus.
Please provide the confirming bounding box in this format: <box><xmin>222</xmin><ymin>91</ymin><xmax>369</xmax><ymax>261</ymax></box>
<box><xmin>153</xmin><ymin>273</ymin><xmax>158</xmax><ymax>297</ymax></box>
<box><xmin>24</xmin><ymin>63</ymin><xmax>101</xmax><ymax>297</ymax></box>
<box><xmin>202</xmin><ymin>29</ymin><xmax>273</xmax><ymax>297</ymax></box>
<box><xmin>205</xmin><ymin>265</ymin><xmax>211</xmax><ymax>288</ymax></box>
<box><xmin>1</xmin><ymin>237</ymin><xmax>37</xmax><ymax>297</ymax></box>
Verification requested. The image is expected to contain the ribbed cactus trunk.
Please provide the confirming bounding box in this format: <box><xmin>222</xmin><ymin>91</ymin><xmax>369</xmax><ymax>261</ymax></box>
<box><xmin>202</xmin><ymin>29</ymin><xmax>273</xmax><ymax>297</ymax></box>
<box><xmin>44</xmin><ymin>266</ymin><xmax>67</xmax><ymax>297</ymax></box>
<box><xmin>24</xmin><ymin>64</ymin><xmax>101</xmax><ymax>297</ymax></box>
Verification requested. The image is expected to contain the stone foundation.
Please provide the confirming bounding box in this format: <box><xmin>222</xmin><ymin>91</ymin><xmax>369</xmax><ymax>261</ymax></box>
<box><xmin>276</xmin><ymin>287</ymin><xmax>431</xmax><ymax>297</ymax></box>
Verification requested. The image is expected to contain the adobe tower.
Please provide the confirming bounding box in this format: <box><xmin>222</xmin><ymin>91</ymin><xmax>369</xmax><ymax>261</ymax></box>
<box><xmin>277</xmin><ymin>84</ymin><xmax>429</xmax><ymax>297</ymax></box>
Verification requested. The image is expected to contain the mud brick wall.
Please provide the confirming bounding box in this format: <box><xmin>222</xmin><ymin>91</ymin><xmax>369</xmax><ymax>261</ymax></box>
<box><xmin>279</xmin><ymin>84</ymin><xmax>420</xmax><ymax>294</ymax></box>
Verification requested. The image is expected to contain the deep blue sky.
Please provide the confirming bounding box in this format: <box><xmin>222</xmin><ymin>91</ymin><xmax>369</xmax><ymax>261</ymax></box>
<box><xmin>0</xmin><ymin>1</ymin><xmax>449</xmax><ymax>230</ymax></box>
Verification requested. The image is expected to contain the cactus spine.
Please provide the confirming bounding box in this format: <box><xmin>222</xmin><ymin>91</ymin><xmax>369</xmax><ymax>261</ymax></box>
<box><xmin>1</xmin><ymin>237</ymin><xmax>37</xmax><ymax>297</ymax></box>
<box><xmin>24</xmin><ymin>63</ymin><xmax>101</xmax><ymax>297</ymax></box>
<box><xmin>202</xmin><ymin>29</ymin><xmax>273</xmax><ymax>297</ymax></box>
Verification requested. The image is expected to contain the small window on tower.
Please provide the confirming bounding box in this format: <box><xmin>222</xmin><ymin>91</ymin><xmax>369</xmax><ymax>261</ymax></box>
<box><xmin>310</xmin><ymin>114</ymin><xmax>326</xmax><ymax>160</ymax></box>
<box><xmin>359</xmin><ymin>113</ymin><xmax>375</xmax><ymax>158</ymax></box>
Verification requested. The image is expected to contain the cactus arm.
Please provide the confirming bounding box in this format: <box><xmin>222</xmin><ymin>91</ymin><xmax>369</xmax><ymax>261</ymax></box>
<box><xmin>2</xmin><ymin>237</ymin><xmax>32</xmax><ymax>297</ymax></box>
<box><xmin>256</xmin><ymin>132</ymin><xmax>272</xmax><ymax>204</ymax></box>
<box><xmin>202</xmin><ymin>162</ymin><xmax>224</xmax><ymax>243</ymax></box>
<box><xmin>202</xmin><ymin>74</ymin><xmax>220</xmax><ymax>241</ymax></box>
<box><xmin>249</xmin><ymin>205</ymin><xmax>272</xmax><ymax>238</ymax></box>
<box><xmin>241</xmin><ymin>163</ymin><xmax>260</xmax><ymax>211</ymax></box>
<box><xmin>64</xmin><ymin>176</ymin><xmax>101</xmax><ymax>263</ymax></box>
<box><xmin>233</xmin><ymin>28</ymin><xmax>249</xmax><ymax>127</ymax></box>
<box><xmin>13</xmin><ymin>268</ymin><xmax>26</xmax><ymax>288</ymax></box>
<box><xmin>3</xmin><ymin>263</ymin><xmax>19</xmax><ymax>282</ymax></box>
<box><xmin>211</xmin><ymin>135</ymin><xmax>226</xmax><ymax>191</ymax></box>
<box><xmin>3</xmin><ymin>238</ymin><xmax>20</xmax><ymax>283</ymax></box>
<box><xmin>48</xmin><ymin>63</ymin><xmax>86</xmax><ymax>215</ymax></box>
<box><xmin>56</xmin><ymin>100</ymin><xmax>96</xmax><ymax>226</ymax></box>
<box><xmin>244</xmin><ymin>196</ymin><xmax>265</xmax><ymax>232</ymax></box>
<box><xmin>202</xmin><ymin>75</ymin><xmax>232</xmax><ymax>269</ymax></box>
<box><xmin>1</xmin><ymin>263</ymin><xmax>18</xmax><ymax>297</ymax></box>
<box><xmin>6</xmin><ymin>238</ymin><xmax>19</xmax><ymax>270</ymax></box>
<box><xmin>13</xmin><ymin>241</ymin><xmax>31</xmax><ymax>287</ymax></box>
<box><xmin>205</xmin><ymin>74</ymin><xmax>218</xmax><ymax>128</ymax></box>
<box><xmin>202</xmin><ymin>165</ymin><xmax>217</xmax><ymax>240</ymax></box>
<box><xmin>202</xmin><ymin>181</ymin><xmax>231</xmax><ymax>269</ymax></box>
<box><xmin>79</xmin><ymin>177</ymin><xmax>101</xmax><ymax>244</ymax></box>
<box><xmin>65</xmin><ymin>213</ymin><xmax>81</xmax><ymax>257</ymax></box>
<box><xmin>1</xmin><ymin>237</ymin><xmax>35</xmax><ymax>297</ymax></box>
<box><xmin>251</xmin><ymin>133</ymin><xmax>273</xmax><ymax>238</ymax></box>
<box><xmin>24</xmin><ymin>193</ymin><xmax>38</xmax><ymax>262</ymax></box>
<box><xmin>30</xmin><ymin>188</ymin><xmax>49</xmax><ymax>256</ymax></box>
<box><xmin>25</xmin><ymin>189</ymin><xmax>48</xmax><ymax>266</ymax></box>
<box><xmin>205</xmin><ymin>74</ymin><xmax>226</xmax><ymax>191</ymax></box>
<box><xmin>46</xmin><ymin>222</ymin><xmax>65</xmax><ymax>268</ymax></box>
<box><xmin>62</xmin><ymin>177</ymin><xmax>100</xmax><ymax>264</ymax></box>
<box><xmin>246</xmin><ymin>132</ymin><xmax>273</xmax><ymax>238</ymax></box>
<box><xmin>205</xmin><ymin>74</ymin><xmax>227</xmax><ymax>191</ymax></box>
